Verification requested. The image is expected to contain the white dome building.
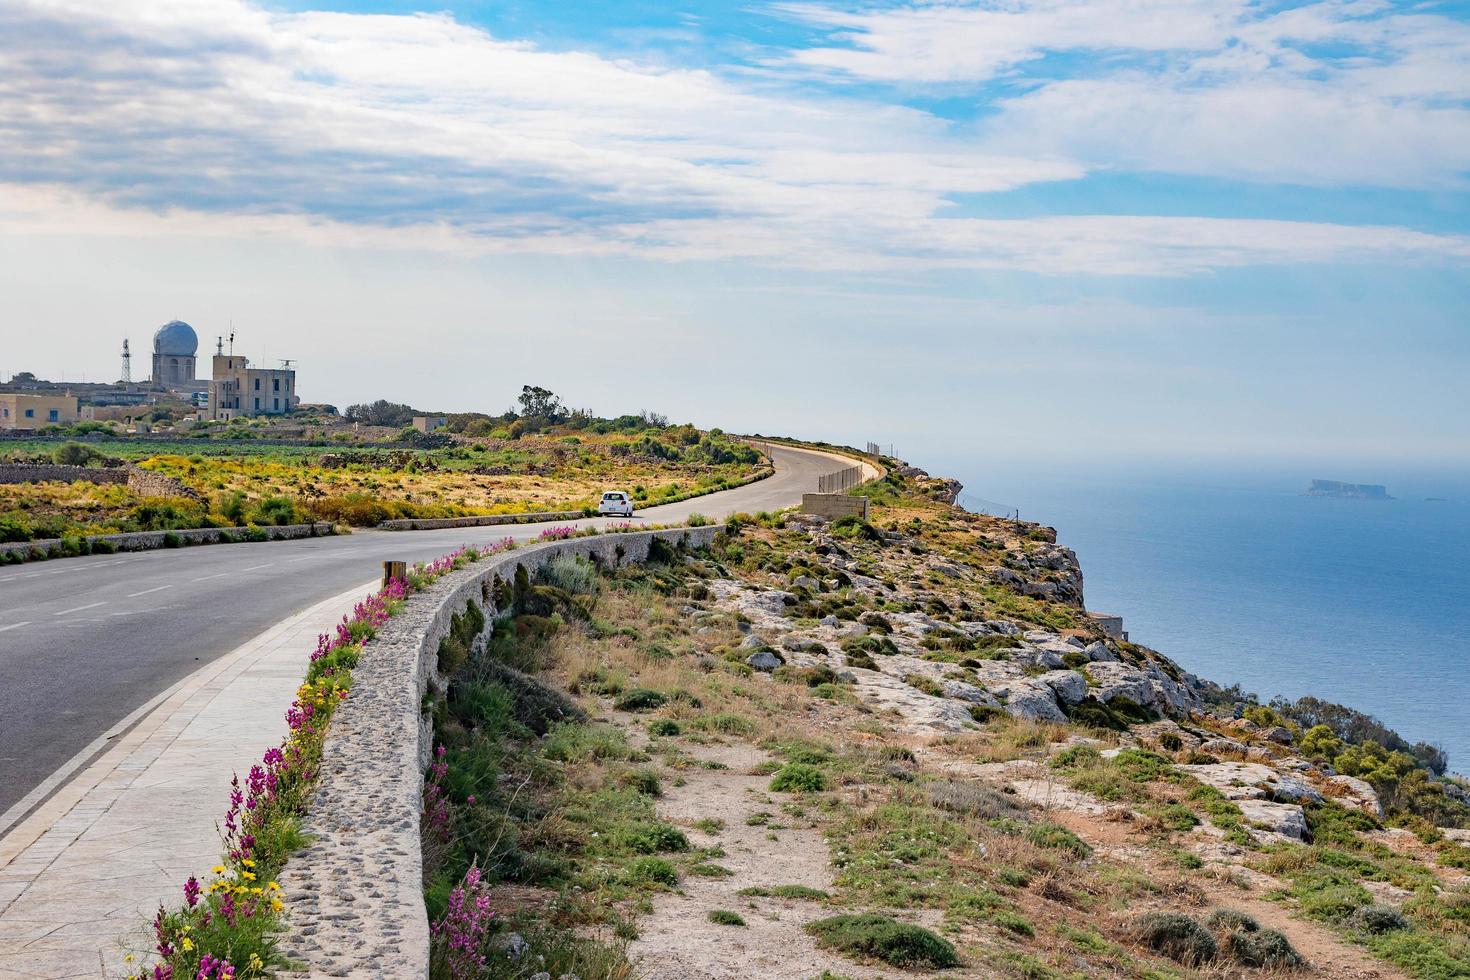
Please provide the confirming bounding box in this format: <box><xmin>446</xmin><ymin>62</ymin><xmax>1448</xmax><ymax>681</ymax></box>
<box><xmin>151</xmin><ymin>320</ymin><xmax>199</xmax><ymax>389</ymax></box>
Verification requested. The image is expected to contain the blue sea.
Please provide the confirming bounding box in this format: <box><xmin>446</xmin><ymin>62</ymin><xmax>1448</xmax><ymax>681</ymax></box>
<box><xmin>930</xmin><ymin>458</ymin><xmax>1470</xmax><ymax>774</ymax></box>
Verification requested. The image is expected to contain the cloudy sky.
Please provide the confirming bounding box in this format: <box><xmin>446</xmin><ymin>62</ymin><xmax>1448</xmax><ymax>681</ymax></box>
<box><xmin>1</xmin><ymin>0</ymin><xmax>1467</xmax><ymax>466</ymax></box>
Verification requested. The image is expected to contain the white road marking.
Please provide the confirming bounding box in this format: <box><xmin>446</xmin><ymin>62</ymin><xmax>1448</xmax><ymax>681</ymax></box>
<box><xmin>242</xmin><ymin>564</ymin><xmax>271</xmax><ymax>572</ymax></box>
<box><xmin>53</xmin><ymin>601</ymin><xmax>106</xmax><ymax>616</ymax></box>
<box><xmin>285</xmin><ymin>556</ymin><xmax>313</xmax><ymax>563</ymax></box>
<box><xmin>126</xmin><ymin>585</ymin><xmax>171</xmax><ymax>598</ymax></box>
<box><xmin>195</xmin><ymin>572</ymin><xmax>227</xmax><ymax>582</ymax></box>
<box><xmin>0</xmin><ymin>622</ymin><xmax>30</xmax><ymax>633</ymax></box>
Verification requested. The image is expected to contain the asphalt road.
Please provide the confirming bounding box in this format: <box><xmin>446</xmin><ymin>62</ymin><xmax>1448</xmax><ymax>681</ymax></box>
<box><xmin>0</xmin><ymin>443</ymin><xmax>856</xmax><ymax>815</ymax></box>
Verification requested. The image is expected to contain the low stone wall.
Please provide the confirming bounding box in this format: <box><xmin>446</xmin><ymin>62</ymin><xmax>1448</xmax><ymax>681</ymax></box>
<box><xmin>802</xmin><ymin>492</ymin><xmax>869</xmax><ymax>520</ymax></box>
<box><xmin>0</xmin><ymin>463</ymin><xmax>200</xmax><ymax>502</ymax></box>
<box><xmin>277</xmin><ymin>526</ymin><xmax>719</xmax><ymax>978</ymax></box>
<box><xmin>0</xmin><ymin>522</ymin><xmax>335</xmax><ymax>560</ymax></box>
<box><xmin>378</xmin><ymin>509</ymin><xmax>582</xmax><ymax>531</ymax></box>
<box><xmin>0</xmin><ymin>463</ymin><xmax>128</xmax><ymax>485</ymax></box>
<box><xmin>125</xmin><ymin>468</ymin><xmax>203</xmax><ymax>502</ymax></box>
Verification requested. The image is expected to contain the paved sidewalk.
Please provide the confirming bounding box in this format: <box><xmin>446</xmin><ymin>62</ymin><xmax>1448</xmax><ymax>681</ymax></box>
<box><xmin>0</xmin><ymin>580</ymin><xmax>376</xmax><ymax>979</ymax></box>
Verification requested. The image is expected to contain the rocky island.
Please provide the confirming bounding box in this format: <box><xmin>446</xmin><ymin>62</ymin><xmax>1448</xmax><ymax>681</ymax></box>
<box><xmin>1308</xmin><ymin>479</ymin><xmax>1392</xmax><ymax>499</ymax></box>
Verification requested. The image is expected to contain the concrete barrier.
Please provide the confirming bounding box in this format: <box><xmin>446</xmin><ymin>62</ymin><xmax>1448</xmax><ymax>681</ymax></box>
<box><xmin>275</xmin><ymin>526</ymin><xmax>719</xmax><ymax>978</ymax></box>
<box><xmin>377</xmin><ymin>510</ymin><xmax>582</xmax><ymax>531</ymax></box>
<box><xmin>801</xmin><ymin>492</ymin><xmax>869</xmax><ymax>521</ymax></box>
<box><xmin>0</xmin><ymin>522</ymin><xmax>335</xmax><ymax>561</ymax></box>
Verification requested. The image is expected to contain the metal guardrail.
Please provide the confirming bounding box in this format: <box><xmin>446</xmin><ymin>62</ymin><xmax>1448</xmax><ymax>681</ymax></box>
<box><xmin>817</xmin><ymin>464</ymin><xmax>864</xmax><ymax>494</ymax></box>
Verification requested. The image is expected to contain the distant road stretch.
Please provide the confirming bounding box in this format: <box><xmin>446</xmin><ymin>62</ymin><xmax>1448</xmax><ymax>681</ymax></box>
<box><xmin>0</xmin><ymin>443</ymin><xmax>869</xmax><ymax>815</ymax></box>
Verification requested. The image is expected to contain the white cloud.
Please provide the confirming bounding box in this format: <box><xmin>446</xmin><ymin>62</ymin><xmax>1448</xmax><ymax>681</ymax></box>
<box><xmin>782</xmin><ymin>0</ymin><xmax>1470</xmax><ymax>188</ymax></box>
<box><xmin>0</xmin><ymin>0</ymin><xmax>1466</xmax><ymax>273</ymax></box>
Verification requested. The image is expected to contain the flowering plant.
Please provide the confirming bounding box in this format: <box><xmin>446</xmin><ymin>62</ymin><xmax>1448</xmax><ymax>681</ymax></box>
<box><xmin>535</xmin><ymin>525</ymin><xmax>579</xmax><ymax>542</ymax></box>
<box><xmin>126</xmin><ymin>541</ymin><xmax>501</xmax><ymax>979</ymax></box>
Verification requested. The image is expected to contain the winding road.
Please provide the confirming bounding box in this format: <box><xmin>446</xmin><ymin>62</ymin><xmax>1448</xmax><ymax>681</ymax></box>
<box><xmin>0</xmin><ymin>442</ymin><xmax>871</xmax><ymax>818</ymax></box>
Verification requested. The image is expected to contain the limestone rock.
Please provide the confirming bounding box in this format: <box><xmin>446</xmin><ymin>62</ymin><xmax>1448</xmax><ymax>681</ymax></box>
<box><xmin>1328</xmin><ymin>774</ymin><xmax>1384</xmax><ymax>818</ymax></box>
<box><xmin>1002</xmin><ymin>682</ymin><xmax>1067</xmax><ymax>724</ymax></box>
<box><xmin>1236</xmin><ymin>799</ymin><xmax>1309</xmax><ymax>842</ymax></box>
<box><xmin>746</xmin><ymin>651</ymin><xmax>783</xmax><ymax>672</ymax></box>
<box><xmin>943</xmin><ymin>681</ymin><xmax>1001</xmax><ymax>708</ymax></box>
<box><xmin>1036</xmin><ymin>669</ymin><xmax>1089</xmax><ymax>706</ymax></box>
<box><xmin>1261</xmin><ymin>725</ymin><xmax>1296</xmax><ymax>745</ymax></box>
<box><xmin>1182</xmin><ymin>761</ymin><xmax>1323</xmax><ymax>805</ymax></box>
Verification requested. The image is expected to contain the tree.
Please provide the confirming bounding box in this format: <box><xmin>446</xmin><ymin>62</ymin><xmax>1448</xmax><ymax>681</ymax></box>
<box><xmin>344</xmin><ymin>400</ymin><xmax>416</xmax><ymax>428</ymax></box>
<box><xmin>517</xmin><ymin>385</ymin><xmax>566</xmax><ymax>422</ymax></box>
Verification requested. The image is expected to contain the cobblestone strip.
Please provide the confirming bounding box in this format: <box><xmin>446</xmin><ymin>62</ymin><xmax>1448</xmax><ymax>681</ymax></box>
<box><xmin>0</xmin><ymin>581</ymin><xmax>375</xmax><ymax>980</ymax></box>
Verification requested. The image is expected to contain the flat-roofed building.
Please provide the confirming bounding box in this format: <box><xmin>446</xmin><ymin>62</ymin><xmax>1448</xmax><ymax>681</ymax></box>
<box><xmin>206</xmin><ymin>352</ymin><xmax>298</xmax><ymax>420</ymax></box>
<box><xmin>0</xmin><ymin>393</ymin><xmax>80</xmax><ymax>430</ymax></box>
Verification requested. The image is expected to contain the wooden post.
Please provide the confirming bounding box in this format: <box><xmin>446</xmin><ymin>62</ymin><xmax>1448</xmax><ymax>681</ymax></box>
<box><xmin>382</xmin><ymin>560</ymin><xmax>406</xmax><ymax>587</ymax></box>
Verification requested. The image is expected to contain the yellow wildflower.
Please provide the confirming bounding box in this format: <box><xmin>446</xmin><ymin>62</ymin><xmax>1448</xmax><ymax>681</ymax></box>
<box><xmin>241</xmin><ymin>858</ymin><xmax>255</xmax><ymax>868</ymax></box>
<box><xmin>211</xmin><ymin>865</ymin><xmax>226</xmax><ymax>875</ymax></box>
<box><xmin>267</xmin><ymin>881</ymin><xmax>281</xmax><ymax>892</ymax></box>
<box><xmin>242</xmin><ymin>871</ymin><xmax>256</xmax><ymax>881</ymax></box>
<box><xmin>181</xmin><ymin>938</ymin><xmax>194</xmax><ymax>953</ymax></box>
<box><xmin>270</xmin><ymin>897</ymin><xmax>285</xmax><ymax>913</ymax></box>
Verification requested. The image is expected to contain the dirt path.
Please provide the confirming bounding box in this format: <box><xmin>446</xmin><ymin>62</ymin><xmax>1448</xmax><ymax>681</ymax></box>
<box><xmin>627</xmin><ymin>739</ymin><xmax>891</xmax><ymax>980</ymax></box>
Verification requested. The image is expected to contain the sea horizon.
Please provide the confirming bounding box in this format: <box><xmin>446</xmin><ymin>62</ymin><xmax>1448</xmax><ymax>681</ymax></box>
<box><xmin>929</xmin><ymin>454</ymin><xmax>1470</xmax><ymax>776</ymax></box>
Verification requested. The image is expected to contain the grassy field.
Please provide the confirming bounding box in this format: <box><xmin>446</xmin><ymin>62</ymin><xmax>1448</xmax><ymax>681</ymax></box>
<box><xmin>0</xmin><ymin>425</ymin><xmax>765</xmax><ymax>542</ymax></box>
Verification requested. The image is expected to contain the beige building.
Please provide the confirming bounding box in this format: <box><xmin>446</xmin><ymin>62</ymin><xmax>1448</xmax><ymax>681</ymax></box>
<box><xmin>412</xmin><ymin>416</ymin><xmax>448</xmax><ymax>434</ymax></box>
<box><xmin>0</xmin><ymin>393</ymin><xmax>80</xmax><ymax>430</ymax></box>
<box><xmin>206</xmin><ymin>352</ymin><xmax>298</xmax><ymax>420</ymax></box>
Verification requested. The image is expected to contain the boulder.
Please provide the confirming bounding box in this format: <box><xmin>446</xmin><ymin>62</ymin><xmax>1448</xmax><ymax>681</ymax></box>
<box><xmin>1261</xmin><ymin>725</ymin><xmax>1296</xmax><ymax>745</ymax></box>
<box><xmin>1181</xmin><ymin>761</ymin><xmax>1323</xmax><ymax>805</ymax></box>
<box><xmin>1328</xmin><ymin>774</ymin><xmax>1384</xmax><ymax>818</ymax></box>
<box><xmin>1036</xmin><ymin>669</ymin><xmax>1089</xmax><ymax>706</ymax></box>
<box><xmin>1083</xmin><ymin>640</ymin><xmax>1117</xmax><ymax>662</ymax></box>
<box><xmin>1002</xmin><ymin>682</ymin><xmax>1068</xmax><ymax>724</ymax></box>
<box><xmin>1237</xmin><ymin>799</ymin><xmax>1310</xmax><ymax>842</ymax></box>
<box><xmin>985</xmin><ymin>620</ymin><xmax>1023</xmax><ymax>637</ymax></box>
<box><xmin>746</xmin><ymin>651</ymin><xmax>783</xmax><ymax>672</ymax></box>
<box><xmin>739</xmin><ymin>634</ymin><xmax>765</xmax><ymax>650</ymax></box>
<box><xmin>942</xmin><ymin>681</ymin><xmax>1001</xmax><ymax>708</ymax></box>
<box><xmin>1200</xmin><ymin>737</ymin><xmax>1247</xmax><ymax>756</ymax></box>
<box><xmin>780</xmin><ymin>635</ymin><xmax>825</xmax><ymax>653</ymax></box>
<box><xmin>792</xmin><ymin>575</ymin><xmax>820</xmax><ymax>591</ymax></box>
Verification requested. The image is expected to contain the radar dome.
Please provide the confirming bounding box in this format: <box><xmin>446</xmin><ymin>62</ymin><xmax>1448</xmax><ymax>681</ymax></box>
<box><xmin>153</xmin><ymin>320</ymin><xmax>198</xmax><ymax>356</ymax></box>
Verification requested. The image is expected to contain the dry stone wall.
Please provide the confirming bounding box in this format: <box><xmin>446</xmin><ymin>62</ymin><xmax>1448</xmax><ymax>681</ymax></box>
<box><xmin>0</xmin><ymin>463</ymin><xmax>128</xmax><ymax>485</ymax></box>
<box><xmin>277</xmin><ymin>526</ymin><xmax>718</xmax><ymax>979</ymax></box>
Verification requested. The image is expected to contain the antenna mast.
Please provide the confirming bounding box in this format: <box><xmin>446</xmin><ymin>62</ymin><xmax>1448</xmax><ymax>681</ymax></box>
<box><xmin>120</xmin><ymin>339</ymin><xmax>131</xmax><ymax>383</ymax></box>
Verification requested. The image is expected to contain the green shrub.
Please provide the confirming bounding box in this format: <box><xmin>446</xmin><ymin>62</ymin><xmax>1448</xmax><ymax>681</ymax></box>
<box><xmin>1224</xmin><ymin>928</ymin><xmax>1303</xmax><ymax>968</ymax></box>
<box><xmin>1049</xmin><ymin>745</ymin><xmax>1102</xmax><ymax>770</ymax></box>
<box><xmin>626</xmin><ymin>856</ymin><xmax>678</xmax><ymax>886</ymax></box>
<box><xmin>769</xmin><ymin>764</ymin><xmax>829</xmax><ymax>793</ymax></box>
<box><xmin>844</xmin><ymin>650</ymin><xmax>878</xmax><ymax>671</ymax></box>
<box><xmin>539</xmin><ymin>554</ymin><xmax>598</xmax><ymax>595</ymax></box>
<box><xmin>1132</xmin><ymin>912</ymin><xmax>1217</xmax><ymax>966</ymax></box>
<box><xmin>620</xmin><ymin>767</ymin><xmax>662</xmax><ymax>796</ymax></box>
<box><xmin>614</xmin><ymin>822</ymin><xmax>688</xmax><ymax>854</ymax></box>
<box><xmin>615</xmin><ymin>688</ymin><xmax>667</xmax><ymax>712</ymax></box>
<box><xmin>805</xmin><ymin>914</ymin><xmax>958</xmax><ymax>968</ymax></box>
<box><xmin>1349</xmin><ymin>904</ymin><xmax>1409</xmax><ymax>934</ymax></box>
<box><xmin>737</xmin><ymin>884</ymin><xmax>828</xmax><ymax>900</ymax></box>
<box><xmin>162</xmin><ymin>532</ymin><xmax>183</xmax><ymax>548</ymax></box>
<box><xmin>707</xmin><ymin>909</ymin><xmax>745</xmax><ymax>926</ymax></box>
<box><xmin>1203</xmin><ymin>908</ymin><xmax>1258</xmax><ymax>933</ymax></box>
<box><xmin>1025</xmin><ymin>822</ymin><xmax>1092</xmax><ymax>858</ymax></box>
<box><xmin>647</xmin><ymin>719</ymin><xmax>681</xmax><ymax>737</ymax></box>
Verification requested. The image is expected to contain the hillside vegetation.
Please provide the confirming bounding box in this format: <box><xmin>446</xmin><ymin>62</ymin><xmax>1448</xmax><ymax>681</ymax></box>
<box><xmin>420</xmin><ymin>462</ymin><xmax>1470</xmax><ymax>979</ymax></box>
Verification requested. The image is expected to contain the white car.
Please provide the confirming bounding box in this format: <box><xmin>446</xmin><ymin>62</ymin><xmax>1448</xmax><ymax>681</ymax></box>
<box><xmin>598</xmin><ymin>490</ymin><xmax>634</xmax><ymax>517</ymax></box>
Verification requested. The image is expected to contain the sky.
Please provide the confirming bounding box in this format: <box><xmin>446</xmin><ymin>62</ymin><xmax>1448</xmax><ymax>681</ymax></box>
<box><xmin>1</xmin><ymin>0</ymin><xmax>1467</xmax><ymax>468</ymax></box>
